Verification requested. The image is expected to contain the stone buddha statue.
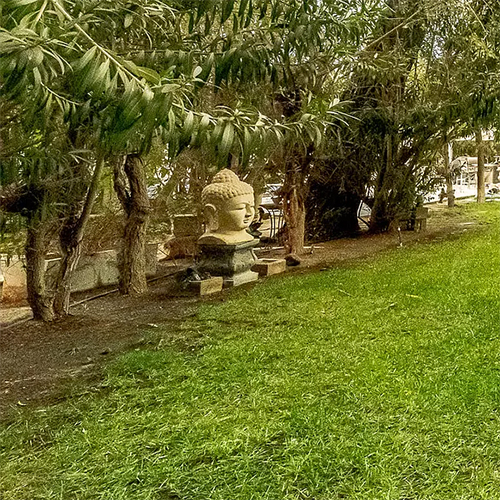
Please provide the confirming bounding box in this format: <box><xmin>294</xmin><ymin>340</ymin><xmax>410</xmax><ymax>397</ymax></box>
<box><xmin>199</xmin><ymin>169</ymin><xmax>255</xmax><ymax>245</ymax></box>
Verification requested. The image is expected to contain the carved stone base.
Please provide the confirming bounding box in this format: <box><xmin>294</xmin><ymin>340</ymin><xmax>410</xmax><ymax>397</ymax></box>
<box><xmin>223</xmin><ymin>270</ymin><xmax>258</xmax><ymax>287</ymax></box>
<box><xmin>197</xmin><ymin>239</ymin><xmax>259</xmax><ymax>287</ymax></box>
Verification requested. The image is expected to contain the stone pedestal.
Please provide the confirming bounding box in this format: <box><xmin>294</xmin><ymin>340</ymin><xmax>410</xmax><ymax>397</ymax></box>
<box><xmin>197</xmin><ymin>239</ymin><xmax>259</xmax><ymax>287</ymax></box>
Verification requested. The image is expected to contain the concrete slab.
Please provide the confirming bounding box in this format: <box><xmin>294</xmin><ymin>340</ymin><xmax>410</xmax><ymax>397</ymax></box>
<box><xmin>188</xmin><ymin>277</ymin><xmax>224</xmax><ymax>296</ymax></box>
<box><xmin>252</xmin><ymin>258</ymin><xmax>286</xmax><ymax>277</ymax></box>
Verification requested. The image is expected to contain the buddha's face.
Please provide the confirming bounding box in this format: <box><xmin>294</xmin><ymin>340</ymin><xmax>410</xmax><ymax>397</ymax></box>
<box><xmin>217</xmin><ymin>193</ymin><xmax>255</xmax><ymax>232</ymax></box>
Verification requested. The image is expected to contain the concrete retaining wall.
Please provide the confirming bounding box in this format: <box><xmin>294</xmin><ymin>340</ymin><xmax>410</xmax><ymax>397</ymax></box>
<box><xmin>0</xmin><ymin>244</ymin><xmax>158</xmax><ymax>302</ymax></box>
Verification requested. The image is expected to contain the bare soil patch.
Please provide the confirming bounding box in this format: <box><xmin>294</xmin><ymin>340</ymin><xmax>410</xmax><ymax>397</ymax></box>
<box><xmin>0</xmin><ymin>204</ymin><xmax>481</xmax><ymax>419</ymax></box>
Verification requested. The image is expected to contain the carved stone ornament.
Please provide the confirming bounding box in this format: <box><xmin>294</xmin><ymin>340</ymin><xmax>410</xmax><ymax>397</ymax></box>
<box><xmin>197</xmin><ymin>169</ymin><xmax>258</xmax><ymax>286</ymax></box>
<box><xmin>198</xmin><ymin>169</ymin><xmax>255</xmax><ymax>245</ymax></box>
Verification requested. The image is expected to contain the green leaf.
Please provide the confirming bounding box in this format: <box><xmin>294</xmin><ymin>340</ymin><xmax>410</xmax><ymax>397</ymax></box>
<box><xmin>188</xmin><ymin>11</ymin><xmax>195</xmax><ymax>32</ymax></box>
<box><xmin>183</xmin><ymin>110</ymin><xmax>195</xmax><ymax>137</ymax></box>
<box><xmin>117</xmin><ymin>96</ymin><xmax>143</xmax><ymax>131</ymax></box>
<box><xmin>220</xmin><ymin>121</ymin><xmax>234</xmax><ymax>158</ymax></box>
<box><xmin>122</xmin><ymin>59</ymin><xmax>139</xmax><ymax>74</ymax></box>
<box><xmin>315</xmin><ymin>126</ymin><xmax>322</xmax><ymax>145</ymax></box>
<box><xmin>168</xmin><ymin>108</ymin><xmax>176</xmax><ymax>136</ymax></box>
<box><xmin>243</xmin><ymin>126</ymin><xmax>252</xmax><ymax>152</ymax></box>
<box><xmin>238</xmin><ymin>0</ymin><xmax>249</xmax><ymax>18</ymax></box>
<box><xmin>78</xmin><ymin>59</ymin><xmax>99</xmax><ymax>94</ymax></box>
<box><xmin>135</xmin><ymin>66</ymin><xmax>160</xmax><ymax>84</ymax></box>
<box><xmin>142</xmin><ymin>86</ymin><xmax>154</xmax><ymax>103</ymax></box>
<box><xmin>259</xmin><ymin>2</ymin><xmax>268</xmax><ymax>20</ymax></box>
<box><xmin>221</xmin><ymin>0</ymin><xmax>234</xmax><ymax>24</ymax></box>
<box><xmin>197</xmin><ymin>53</ymin><xmax>214</xmax><ymax>82</ymax></box>
<box><xmin>305</xmin><ymin>125</ymin><xmax>316</xmax><ymax>143</ymax></box>
<box><xmin>124</xmin><ymin>13</ymin><xmax>134</xmax><ymax>28</ymax></box>
<box><xmin>200</xmin><ymin>113</ymin><xmax>211</xmax><ymax>131</ymax></box>
<box><xmin>9</xmin><ymin>0</ymin><xmax>39</xmax><ymax>6</ymax></box>
<box><xmin>212</xmin><ymin>120</ymin><xmax>224</xmax><ymax>143</ymax></box>
<box><xmin>94</xmin><ymin>59</ymin><xmax>110</xmax><ymax>86</ymax></box>
<box><xmin>244</xmin><ymin>0</ymin><xmax>253</xmax><ymax>28</ymax></box>
<box><xmin>160</xmin><ymin>83</ymin><xmax>181</xmax><ymax>93</ymax></box>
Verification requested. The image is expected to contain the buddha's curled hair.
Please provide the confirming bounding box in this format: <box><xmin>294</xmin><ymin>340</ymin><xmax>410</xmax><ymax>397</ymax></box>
<box><xmin>201</xmin><ymin>169</ymin><xmax>253</xmax><ymax>206</ymax></box>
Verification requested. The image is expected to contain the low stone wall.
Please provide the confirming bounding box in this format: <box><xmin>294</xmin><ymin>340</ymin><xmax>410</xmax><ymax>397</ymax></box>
<box><xmin>0</xmin><ymin>244</ymin><xmax>158</xmax><ymax>302</ymax></box>
<box><xmin>45</xmin><ymin>250</ymin><xmax>120</xmax><ymax>293</ymax></box>
<box><xmin>0</xmin><ymin>257</ymin><xmax>27</xmax><ymax>303</ymax></box>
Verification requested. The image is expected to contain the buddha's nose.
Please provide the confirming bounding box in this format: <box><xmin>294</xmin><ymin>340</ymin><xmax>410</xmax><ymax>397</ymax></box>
<box><xmin>245</xmin><ymin>204</ymin><xmax>253</xmax><ymax>215</ymax></box>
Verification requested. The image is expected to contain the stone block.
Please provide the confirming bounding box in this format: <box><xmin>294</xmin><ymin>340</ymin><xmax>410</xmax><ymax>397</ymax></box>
<box><xmin>223</xmin><ymin>270</ymin><xmax>258</xmax><ymax>287</ymax></box>
<box><xmin>1</xmin><ymin>258</ymin><xmax>27</xmax><ymax>288</ymax></box>
<box><xmin>189</xmin><ymin>276</ymin><xmax>224</xmax><ymax>296</ymax></box>
<box><xmin>252</xmin><ymin>258</ymin><xmax>286</xmax><ymax>277</ymax></box>
<box><xmin>0</xmin><ymin>256</ymin><xmax>27</xmax><ymax>302</ymax></box>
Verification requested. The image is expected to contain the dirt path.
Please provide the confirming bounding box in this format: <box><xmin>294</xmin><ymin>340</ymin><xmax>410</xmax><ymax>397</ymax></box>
<box><xmin>0</xmin><ymin>205</ymin><xmax>480</xmax><ymax>419</ymax></box>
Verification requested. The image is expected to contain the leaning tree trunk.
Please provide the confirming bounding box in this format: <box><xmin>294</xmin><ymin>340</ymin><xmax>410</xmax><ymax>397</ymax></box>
<box><xmin>53</xmin><ymin>156</ymin><xmax>105</xmax><ymax>317</ymax></box>
<box><xmin>25</xmin><ymin>219</ymin><xmax>55</xmax><ymax>322</ymax></box>
<box><xmin>114</xmin><ymin>154</ymin><xmax>151</xmax><ymax>295</ymax></box>
<box><xmin>52</xmin><ymin>214</ymin><xmax>85</xmax><ymax>317</ymax></box>
<box><xmin>476</xmin><ymin>129</ymin><xmax>486</xmax><ymax>204</ymax></box>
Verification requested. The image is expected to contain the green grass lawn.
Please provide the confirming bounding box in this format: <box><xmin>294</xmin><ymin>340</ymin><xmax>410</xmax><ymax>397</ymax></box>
<box><xmin>1</xmin><ymin>202</ymin><xmax>499</xmax><ymax>500</ymax></box>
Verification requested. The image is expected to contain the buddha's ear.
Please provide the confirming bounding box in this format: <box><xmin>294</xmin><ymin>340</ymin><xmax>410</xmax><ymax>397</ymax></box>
<box><xmin>203</xmin><ymin>203</ymin><xmax>218</xmax><ymax>230</ymax></box>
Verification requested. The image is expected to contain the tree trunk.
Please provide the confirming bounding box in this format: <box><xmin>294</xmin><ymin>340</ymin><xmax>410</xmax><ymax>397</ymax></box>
<box><xmin>53</xmin><ymin>156</ymin><xmax>105</xmax><ymax>317</ymax></box>
<box><xmin>282</xmin><ymin>162</ymin><xmax>307</xmax><ymax>255</ymax></box>
<box><xmin>114</xmin><ymin>154</ymin><xmax>151</xmax><ymax>295</ymax></box>
<box><xmin>25</xmin><ymin>221</ymin><xmax>54</xmax><ymax>322</ymax></box>
<box><xmin>370</xmin><ymin>136</ymin><xmax>392</xmax><ymax>233</ymax></box>
<box><xmin>370</xmin><ymin>187</ymin><xmax>390</xmax><ymax>232</ymax></box>
<box><xmin>443</xmin><ymin>141</ymin><xmax>455</xmax><ymax>208</ymax></box>
<box><xmin>52</xmin><ymin>215</ymin><xmax>84</xmax><ymax>317</ymax></box>
<box><xmin>476</xmin><ymin>129</ymin><xmax>486</xmax><ymax>203</ymax></box>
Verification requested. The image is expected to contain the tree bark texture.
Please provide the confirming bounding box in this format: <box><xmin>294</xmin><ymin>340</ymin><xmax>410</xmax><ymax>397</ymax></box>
<box><xmin>443</xmin><ymin>142</ymin><xmax>455</xmax><ymax>208</ymax></box>
<box><xmin>370</xmin><ymin>135</ymin><xmax>393</xmax><ymax>233</ymax></box>
<box><xmin>25</xmin><ymin>220</ymin><xmax>55</xmax><ymax>322</ymax></box>
<box><xmin>52</xmin><ymin>214</ymin><xmax>84</xmax><ymax>317</ymax></box>
<box><xmin>282</xmin><ymin>161</ymin><xmax>307</xmax><ymax>255</ymax></box>
<box><xmin>476</xmin><ymin>129</ymin><xmax>486</xmax><ymax>203</ymax></box>
<box><xmin>52</xmin><ymin>156</ymin><xmax>105</xmax><ymax>317</ymax></box>
<box><xmin>114</xmin><ymin>154</ymin><xmax>151</xmax><ymax>295</ymax></box>
<box><xmin>273</xmin><ymin>90</ymin><xmax>309</xmax><ymax>255</ymax></box>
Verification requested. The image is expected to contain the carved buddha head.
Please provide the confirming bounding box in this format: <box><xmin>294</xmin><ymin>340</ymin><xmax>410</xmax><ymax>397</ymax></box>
<box><xmin>200</xmin><ymin>169</ymin><xmax>255</xmax><ymax>244</ymax></box>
